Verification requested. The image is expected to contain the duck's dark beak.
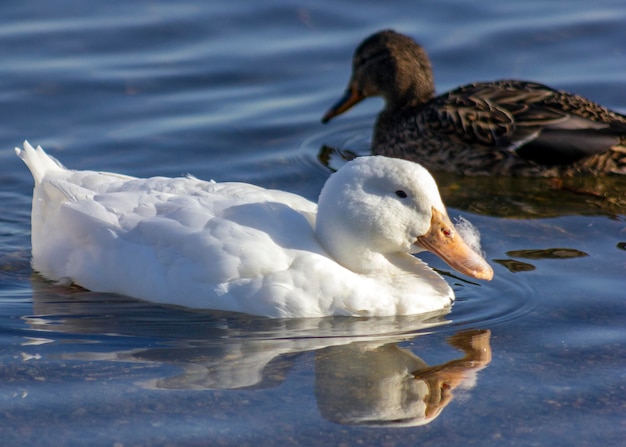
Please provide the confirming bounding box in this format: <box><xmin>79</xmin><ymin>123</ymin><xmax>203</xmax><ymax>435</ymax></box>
<box><xmin>321</xmin><ymin>86</ymin><xmax>365</xmax><ymax>124</ymax></box>
<box><xmin>416</xmin><ymin>208</ymin><xmax>494</xmax><ymax>281</ymax></box>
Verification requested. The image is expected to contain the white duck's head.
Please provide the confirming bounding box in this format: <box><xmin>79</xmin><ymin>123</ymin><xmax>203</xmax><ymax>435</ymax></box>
<box><xmin>316</xmin><ymin>156</ymin><xmax>493</xmax><ymax>280</ymax></box>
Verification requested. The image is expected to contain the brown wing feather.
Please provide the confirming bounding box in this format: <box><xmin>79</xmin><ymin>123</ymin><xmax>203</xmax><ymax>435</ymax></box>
<box><xmin>422</xmin><ymin>80</ymin><xmax>626</xmax><ymax>164</ymax></box>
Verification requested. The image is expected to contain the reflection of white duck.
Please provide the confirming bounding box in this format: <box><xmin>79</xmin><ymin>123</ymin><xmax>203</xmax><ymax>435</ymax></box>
<box><xmin>26</xmin><ymin>279</ymin><xmax>490</xmax><ymax>426</ymax></box>
<box><xmin>27</xmin><ymin>277</ymin><xmax>449</xmax><ymax>390</ymax></box>
<box><xmin>17</xmin><ymin>141</ymin><xmax>492</xmax><ymax>318</ymax></box>
<box><xmin>315</xmin><ymin>329</ymin><xmax>492</xmax><ymax>427</ymax></box>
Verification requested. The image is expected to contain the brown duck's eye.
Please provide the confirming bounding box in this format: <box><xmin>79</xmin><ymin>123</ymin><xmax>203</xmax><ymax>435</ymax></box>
<box><xmin>395</xmin><ymin>190</ymin><xmax>408</xmax><ymax>199</ymax></box>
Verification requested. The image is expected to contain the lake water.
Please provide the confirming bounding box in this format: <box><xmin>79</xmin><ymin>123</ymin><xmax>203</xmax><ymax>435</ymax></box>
<box><xmin>1</xmin><ymin>0</ymin><xmax>625</xmax><ymax>445</ymax></box>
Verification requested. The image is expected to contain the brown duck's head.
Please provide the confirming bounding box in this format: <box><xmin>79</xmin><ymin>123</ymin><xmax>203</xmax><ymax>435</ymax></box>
<box><xmin>322</xmin><ymin>30</ymin><xmax>436</xmax><ymax>124</ymax></box>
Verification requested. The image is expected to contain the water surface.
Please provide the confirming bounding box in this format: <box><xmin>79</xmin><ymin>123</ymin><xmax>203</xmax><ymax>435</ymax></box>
<box><xmin>1</xmin><ymin>1</ymin><xmax>625</xmax><ymax>445</ymax></box>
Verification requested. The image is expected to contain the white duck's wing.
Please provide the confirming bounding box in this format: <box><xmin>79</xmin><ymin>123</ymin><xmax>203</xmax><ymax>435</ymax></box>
<box><xmin>30</xmin><ymin>169</ymin><xmax>331</xmax><ymax>316</ymax></box>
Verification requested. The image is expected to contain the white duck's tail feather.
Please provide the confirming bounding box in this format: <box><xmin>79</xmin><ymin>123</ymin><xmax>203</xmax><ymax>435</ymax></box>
<box><xmin>15</xmin><ymin>141</ymin><xmax>64</xmax><ymax>184</ymax></box>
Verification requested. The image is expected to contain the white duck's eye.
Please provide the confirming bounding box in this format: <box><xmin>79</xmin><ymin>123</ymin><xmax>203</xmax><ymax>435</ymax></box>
<box><xmin>395</xmin><ymin>190</ymin><xmax>408</xmax><ymax>199</ymax></box>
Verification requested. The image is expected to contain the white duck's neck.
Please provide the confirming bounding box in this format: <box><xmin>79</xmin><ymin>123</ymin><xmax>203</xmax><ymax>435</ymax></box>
<box><xmin>315</xmin><ymin>218</ymin><xmax>408</xmax><ymax>276</ymax></box>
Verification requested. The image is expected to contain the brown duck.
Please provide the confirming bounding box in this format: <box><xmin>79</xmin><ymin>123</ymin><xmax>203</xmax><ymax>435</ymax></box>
<box><xmin>322</xmin><ymin>29</ymin><xmax>626</xmax><ymax>176</ymax></box>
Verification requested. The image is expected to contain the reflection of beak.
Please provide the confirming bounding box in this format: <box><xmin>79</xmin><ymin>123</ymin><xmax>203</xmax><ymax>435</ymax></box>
<box><xmin>417</xmin><ymin>208</ymin><xmax>494</xmax><ymax>281</ymax></box>
<box><xmin>321</xmin><ymin>86</ymin><xmax>365</xmax><ymax>123</ymax></box>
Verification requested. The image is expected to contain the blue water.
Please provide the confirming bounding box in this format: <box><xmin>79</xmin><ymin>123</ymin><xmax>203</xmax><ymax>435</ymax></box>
<box><xmin>1</xmin><ymin>0</ymin><xmax>625</xmax><ymax>445</ymax></box>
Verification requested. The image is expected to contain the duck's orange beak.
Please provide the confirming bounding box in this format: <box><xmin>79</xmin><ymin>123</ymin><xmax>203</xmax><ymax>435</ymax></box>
<box><xmin>417</xmin><ymin>208</ymin><xmax>493</xmax><ymax>281</ymax></box>
<box><xmin>321</xmin><ymin>86</ymin><xmax>365</xmax><ymax>123</ymax></box>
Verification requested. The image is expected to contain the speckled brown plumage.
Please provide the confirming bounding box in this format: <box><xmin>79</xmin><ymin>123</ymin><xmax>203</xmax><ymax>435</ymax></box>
<box><xmin>322</xmin><ymin>30</ymin><xmax>626</xmax><ymax>176</ymax></box>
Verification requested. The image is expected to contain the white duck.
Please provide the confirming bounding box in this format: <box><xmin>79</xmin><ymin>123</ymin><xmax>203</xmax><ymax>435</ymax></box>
<box><xmin>16</xmin><ymin>141</ymin><xmax>492</xmax><ymax>318</ymax></box>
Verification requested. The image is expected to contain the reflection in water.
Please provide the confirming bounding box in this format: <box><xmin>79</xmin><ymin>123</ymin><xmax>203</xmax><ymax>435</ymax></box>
<box><xmin>23</xmin><ymin>277</ymin><xmax>492</xmax><ymax>427</ymax></box>
<box><xmin>317</xmin><ymin>144</ymin><xmax>357</xmax><ymax>172</ymax></box>
<box><xmin>315</xmin><ymin>329</ymin><xmax>491</xmax><ymax>427</ymax></box>
<box><xmin>506</xmin><ymin>248</ymin><xmax>589</xmax><ymax>259</ymax></box>
<box><xmin>434</xmin><ymin>172</ymin><xmax>626</xmax><ymax>218</ymax></box>
<box><xmin>494</xmin><ymin>247</ymin><xmax>589</xmax><ymax>273</ymax></box>
<box><xmin>493</xmin><ymin>258</ymin><xmax>536</xmax><ymax>273</ymax></box>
